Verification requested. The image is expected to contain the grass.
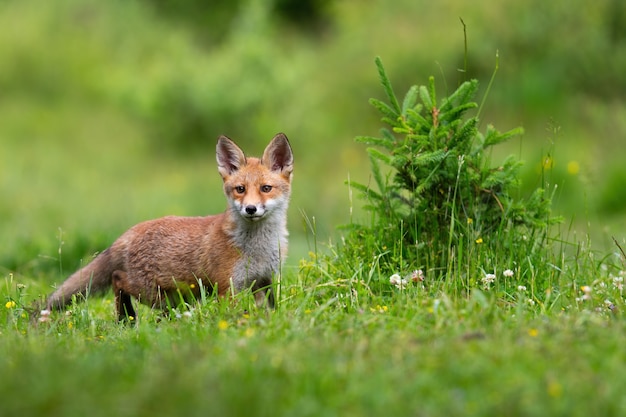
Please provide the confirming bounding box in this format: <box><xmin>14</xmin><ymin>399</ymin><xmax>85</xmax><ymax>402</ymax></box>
<box><xmin>2</xmin><ymin>254</ymin><xmax>626</xmax><ymax>416</ymax></box>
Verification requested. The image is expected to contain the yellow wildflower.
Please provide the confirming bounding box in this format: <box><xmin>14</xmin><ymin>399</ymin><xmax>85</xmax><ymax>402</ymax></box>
<box><xmin>547</xmin><ymin>381</ymin><xmax>562</xmax><ymax>398</ymax></box>
<box><xmin>5</xmin><ymin>301</ymin><xmax>16</xmax><ymax>309</ymax></box>
<box><xmin>370</xmin><ymin>305</ymin><xmax>388</xmax><ymax>313</ymax></box>
<box><xmin>567</xmin><ymin>161</ymin><xmax>580</xmax><ymax>175</ymax></box>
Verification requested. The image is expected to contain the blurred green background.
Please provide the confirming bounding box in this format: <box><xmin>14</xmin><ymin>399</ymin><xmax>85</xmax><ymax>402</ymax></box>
<box><xmin>2</xmin><ymin>0</ymin><xmax>626</xmax><ymax>281</ymax></box>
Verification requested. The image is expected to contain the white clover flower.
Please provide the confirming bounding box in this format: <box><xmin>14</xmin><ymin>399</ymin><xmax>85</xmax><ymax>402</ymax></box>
<box><xmin>38</xmin><ymin>309</ymin><xmax>52</xmax><ymax>323</ymax></box>
<box><xmin>396</xmin><ymin>279</ymin><xmax>409</xmax><ymax>289</ymax></box>
<box><xmin>389</xmin><ymin>273</ymin><xmax>408</xmax><ymax>289</ymax></box>
<box><xmin>503</xmin><ymin>269</ymin><xmax>514</xmax><ymax>277</ymax></box>
<box><xmin>411</xmin><ymin>269</ymin><xmax>425</xmax><ymax>282</ymax></box>
<box><xmin>517</xmin><ymin>285</ymin><xmax>527</xmax><ymax>292</ymax></box>
<box><xmin>482</xmin><ymin>273</ymin><xmax>496</xmax><ymax>285</ymax></box>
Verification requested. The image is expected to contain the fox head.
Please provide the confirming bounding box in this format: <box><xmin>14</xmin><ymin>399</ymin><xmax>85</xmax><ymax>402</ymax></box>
<box><xmin>216</xmin><ymin>133</ymin><xmax>293</xmax><ymax>223</ymax></box>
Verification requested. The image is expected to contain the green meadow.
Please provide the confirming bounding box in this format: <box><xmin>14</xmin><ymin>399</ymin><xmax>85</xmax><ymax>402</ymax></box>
<box><xmin>2</xmin><ymin>0</ymin><xmax>626</xmax><ymax>415</ymax></box>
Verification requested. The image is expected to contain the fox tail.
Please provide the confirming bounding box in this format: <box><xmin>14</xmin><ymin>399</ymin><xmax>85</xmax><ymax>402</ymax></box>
<box><xmin>45</xmin><ymin>248</ymin><xmax>119</xmax><ymax>310</ymax></box>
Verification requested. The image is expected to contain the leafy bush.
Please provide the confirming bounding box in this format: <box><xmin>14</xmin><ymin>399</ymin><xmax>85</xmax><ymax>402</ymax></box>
<box><xmin>339</xmin><ymin>58</ymin><xmax>560</xmax><ymax>290</ymax></box>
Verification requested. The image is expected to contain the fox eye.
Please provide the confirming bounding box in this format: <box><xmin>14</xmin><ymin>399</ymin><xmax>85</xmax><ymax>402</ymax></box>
<box><xmin>234</xmin><ymin>185</ymin><xmax>245</xmax><ymax>194</ymax></box>
<box><xmin>260</xmin><ymin>185</ymin><xmax>272</xmax><ymax>193</ymax></box>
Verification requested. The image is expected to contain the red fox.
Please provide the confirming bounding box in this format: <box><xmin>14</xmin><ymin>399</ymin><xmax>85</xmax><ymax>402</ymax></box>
<box><xmin>44</xmin><ymin>133</ymin><xmax>293</xmax><ymax>320</ymax></box>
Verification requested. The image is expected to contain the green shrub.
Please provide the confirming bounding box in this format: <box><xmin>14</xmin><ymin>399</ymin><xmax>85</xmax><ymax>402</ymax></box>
<box><xmin>338</xmin><ymin>57</ymin><xmax>561</xmax><ymax>292</ymax></box>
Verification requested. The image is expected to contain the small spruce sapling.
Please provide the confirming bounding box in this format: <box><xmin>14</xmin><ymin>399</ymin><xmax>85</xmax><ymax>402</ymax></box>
<box><xmin>345</xmin><ymin>57</ymin><xmax>559</xmax><ymax>282</ymax></box>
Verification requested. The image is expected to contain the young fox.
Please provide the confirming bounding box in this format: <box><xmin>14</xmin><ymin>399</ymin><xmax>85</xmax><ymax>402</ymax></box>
<box><xmin>44</xmin><ymin>133</ymin><xmax>293</xmax><ymax>320</ymax></box>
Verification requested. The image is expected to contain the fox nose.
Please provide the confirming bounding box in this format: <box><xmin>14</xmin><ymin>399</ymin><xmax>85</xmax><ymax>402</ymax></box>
<box><xmin>245</xmin><ymin>205</ymin><xmax>257</xmax><ymax>215</ymax></box>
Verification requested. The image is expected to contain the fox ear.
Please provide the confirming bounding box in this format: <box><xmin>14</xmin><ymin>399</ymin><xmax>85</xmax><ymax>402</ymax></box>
<box><xmin>262</xmin><ymin>133</ymin><xmax>293</xmax><ymax>176</ymax></box>
<box><xmin>216</xmin><ymin>136</ymin><xmax>246</xmax><ymax>178</ymax></box>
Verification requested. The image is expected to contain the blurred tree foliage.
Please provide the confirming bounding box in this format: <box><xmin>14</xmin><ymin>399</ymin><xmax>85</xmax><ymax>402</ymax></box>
<box><xmin>469</xmin><ymin>0</ymin><xmax>626</xmax><ymax>101</ymax></box>
<box><xmin>146</xmin><ymin>0</ymin><xmax>331</xmax><ymax>44</ymax></box>
<box><xmin>608</xmin><ymin>0</ymin><xmax>626</xmax><ymax>43</ymax></box>
<box><xmin>2</xmin><ymin>0</ymin><xmax>625</xmax><ymax>156</ymax></box>
<box><xmin>2</xmin><ymin>0</ymin><xmax>626</xmax><ymax>269</ymax></box>
<box><xmin>146</xmin><ymin>0</ymin><xmax>240</xmax><ymax>44</ymax></box>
